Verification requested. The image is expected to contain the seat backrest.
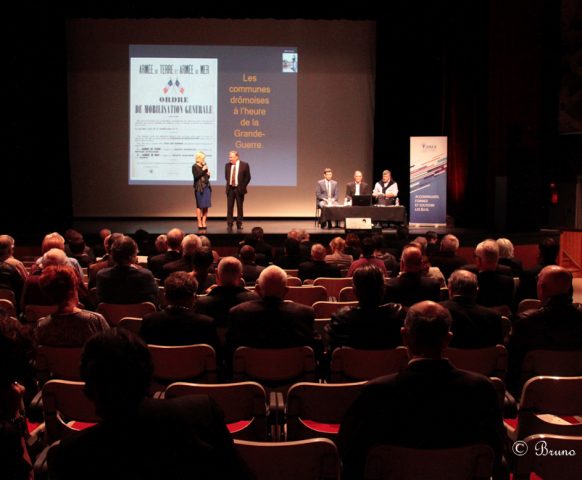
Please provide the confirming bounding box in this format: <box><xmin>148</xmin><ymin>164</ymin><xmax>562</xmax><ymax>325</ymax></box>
<box><xmin>117</xmin><ymin>316</ymin><xmax>143</xmax><ymax>335</ymax></box>
<box><xmin>338</xmin><ymin>286</ymin><xmax>357</xmax><ymax>302</ymax></box>
<box><xmin>24</xmin><ymin>304</ymin><xmax>58</xmax><ymax>323</ymax></box>
<box><xmin>234</xmin><ymin>438</ymin><xmax>340</xmax><ymax>480</ymax></box>
<box><xmin>284</xmin><ymin>286</ymin><xmax>328</xmax><ymax>306</ymax></box>
<box><xmin>0</xmin><ymin>298</ymin><xmax>16</xmax><ymax>317</ymax></box>
<box><xmin>364</xmin><ymin>444</ymin><xmax>494</xmax><ymax>480</ymax></box>
<box><xmin>96</xmin><ymin>301</ymin><xmax>156</xmax><ymax>326</ymax></box>
<box><xmin>36</xmin><ymin>345</ymin><xmax>83</xmax><ymax>385</ymax></box>
<box><xmin>521</xmin><ymin>350</ymin><xmax>582</xmax><ymax>387</ymax></box>
<box><xmin>148</xmin><ymin>344</ymin><xmax>217</xmax><ymax>386</ymax></box>
<box><xmin>164</xmin><ymin>381</ymin><xmax>268</xmax><ymax>440</ymax></box>
<box><xmin>286</xmin><ymin>276</ymin><xmax>302</xmax><ymax>287</ymax></box>
<box><xmin>312</xmin><ymin>301</ymin><xmax>358</xmax><ymax>319</ymax></box>
<box><xmin>517</xmin><ymin>298</ymin><xmax>542</xmax><ymax>314</ymax></box>
<box><xmin>331</xmin><ymin>347</ymin><xmax>409</xmax><ymax>382</ymax></box>
<box><xmin>444</xmin><ymin>345</ymin><xmax>508</xmax><ymax>380</ymax></box>
<box><xmin>233</xmin><ymin>346</ymin><xmax>316</xmax><ymax>386</ymax></box>
<box><xmin>285</xmin><ymin>381</ymin><xmax>366</xmax><ymax>440</ymax></box>
<box><xmin>283</xmin><ymin>269</ymin><xmax>299</xmax><ymax>278</ymax></box>
<box><xmin>42</xmin><ymin>380</ymin><xmax>99</xmax><ymax>443</ymax></box>
<box><xmin>515</xmin><ymin>376</ymin><xmax>582</xmax><ymax>440</ymax></box>
<box><xmin>0</xmin><ymin>287</ymin><xmax>16</xmax><ymax>304</ymax></box>
<box><xmin>313</xmin><ymin>277</ymin><xmax>353</xmax><ymax>301</ymax></box>
<box><xmin>514</xmin><ymin>434</ymin><xmax>582</xmax><ymax>480</ymax></box>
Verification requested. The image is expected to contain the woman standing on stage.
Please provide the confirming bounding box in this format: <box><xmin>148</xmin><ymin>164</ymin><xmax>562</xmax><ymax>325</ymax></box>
<box><xmin>192</xmin><ymin>151</ymin><xmax>212</xmax><ymax>232</ymax></box>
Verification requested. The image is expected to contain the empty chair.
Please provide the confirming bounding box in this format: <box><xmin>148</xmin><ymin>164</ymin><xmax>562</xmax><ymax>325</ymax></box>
<box><xmin>313</xmin><ymin>277</ymin><xmax>353</xmax><ymax>301</ymax></box>
<box><xmin>164</xmin><ymin>381</ymin><xmax>270</xmax><ymax>440</ymax></box>
<box><xmin>443</xmin><ymin>345</ymin><xmax>508</xmax><ymax>380</ymax></box>
<box><xmin>0</xmin><ymin>287</ymin><xmax>16</xmax><ymax>305</ymax></box>
<box><xmin>331</xmin><ymin>347</ymin><xmax>409</xmax><ymax>382</ymax></box>
<box><xmin>313</xmin><ymin>301</ymin><xmax>358</xmax><ymax>319</ymax></box>
<box><xmin>519</xmin><ymin>349</ymin><xmax>582</xmax><ymax>390</ymax></box>
<box><xmin>513</xmin><ymin>434</ymin><xmax>582</xmax><ymax>480</ymax></box>
<box><xmin>364</xmin><ymin>444</ymin><xmax>494</xmax><ymax>480</ymax></box>
<box><xmin>117</xmin><ymin>316</ymin><xmax>143</xmax><ymax>335</ymax></box>
<box><xmin>96</xmin><ymin>301</ymin><xmax>156</xmax><ymax>326</ymax></box>
<box><xmin>233</xmin><ymin>346</ymin><xmax>316</xmax><ymax>395</ymax></box>
<box><xmin>285</xmin><ymin>381</ymin><xmax>366</xmax><ymax>440</ymax></box>
<box><xmin>339</xmin><ymin>286</ymin><xmax>356</xmax><ymax>302</ymax></box>
<box><xmin>234</xmin><ymin>438</ymin><xmax>340</xmax><ymax>480</ymax></box>
<box><xmin>148</xmin><ymin>344</ymin><xmax>217</xmax><ymax>391</ymax></box>
<box><xmin>284</xmin><ymin>285</ymin><xmax>327</xmax><ymax>306</ymax></box>
<box><xmin>505</xmin><ymin>376</ymin><xmax>582</xmax><ymax>442</ymax></box>
<box><xmin>42</xmin><ymin>379</ymin><xmax>99</xmax><ymax>444</ymax></box>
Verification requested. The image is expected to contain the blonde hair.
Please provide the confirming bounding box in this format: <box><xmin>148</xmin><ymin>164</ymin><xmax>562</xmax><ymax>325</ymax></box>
<box><xmin>195</xmin><ymin>151</ymin><xmax>206</xmax><ymax>163</ymax></box>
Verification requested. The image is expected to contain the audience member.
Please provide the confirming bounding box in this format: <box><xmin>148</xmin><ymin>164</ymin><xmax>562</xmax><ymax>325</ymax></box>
<box><xmin>428</xmin><ymin>234</ymin><xmax>466</xmax><ymax>281</ymax></box>
<box><xmin>0</xmin><ymin>234</ymin><xmax>28</xmax><ymax>281</ymax></box>
<box><xmin>162</xmin><ymin>234</ymin><xmax>201</xmax><ymax>280</ymax></box>
<box><xmin>338</xmin><ymin>301</ymin><xmax>504</xmax><ymax>479</ymax></box>
<box><xmin>347</xmin><ymin>237</ymin><xmax>388</xmax><ymax>277</ymax></box>
<box><xmin>92</xmin><ymin>228</ymin><xmax>111</xmax><ymax>259</ymax></box>
<box><xmin>508</xmin><ymin>265</ymin><xmax>582</xmax><ymax>391</ymax></box>
<box><xmin>196</xmin><ymin>256</ymin><xmax>258</xmax><ymax>330</ymax></box>
<box><xmin>51</xmin><ymin>328</ymin><xmax>250</xmax><ymax>479</ymax></box>
<box><xmin>0</xmin><ymin>313</ymin><xmax>36</xmax><ymax>480</ymax></box>
<box><xmin>88</xmin><ymin>232</ymin><xmax>123</xmax><ymax>289</ymax></box>
<box><xmin>425</xmin><ymin>230</ymin><xmax>439</xmax><ymax>256</ymax></box>
<box><xmin>191</xmin><ymin>248</ymin><xmax>216</xmax><ymax>294</ymax></box>
<box><xmin>464</xmin><ymin>239</ymin><xmax>514</xmax><ymax>308</ymax></box>
<box><xmin>68</xmin><ymin>234</ymin><xmax>94</xmax><ymax>268</ymax></box>
<box><xmin>440</xmin><ymin>270</ymin><xmax>504</xmax><ymax>348</ymax></box>
<box><xmin>326</xmin><ymin>264</ymin><xmax>405</xmax><ymax>351</ymax></box>
<box><xmin>372</xmin><ymin>234</ymin><xmax>398</xmax><ymax>277</ymax></box>
<box><xmin>496</xmin><ymin>237</ymin><xmax>523</xmax><ymax>276</ymax></box>
<box><xmin>152</xmin><ymin>234</ymin><xmax>168</xmax><ymax>254</ymax></box>
<box><xmin>518</xmin><ymin>236</ymin><xmax>559</xmax><ymax>300</ymax></box>
<box><xmin>226</xmin><ymin>265</ymin><xmax>315</xmax><ymax>354</ymax></box>
<box><xmin>248</xmin><ymin>226</ymin><xmax>273</xmax><ymax>265</ymax></box>
<box><xmin>274</xmin><ymin>238</ymin><xmax>303</xmax><ymax>270</ymax></box>
<box><xmin>96</xmin><ymin>236</ymin><xmax>158</xmax><ymax>305</ymax></box>
<box><xmin>344</xmin><ymin>233</ymin><xmax>362</xmax><ymax>260</ymax></box>
<box><xmin>38</xmin><ymin>265</ymin><xmax>109</xmax><ymax>346</ymax></box>
<box><xmin>239</xmin><ymin>245</ymin><xmax>265</xmax><ymax>285</ymax></box>
<box><xmin>324</xmin><ymin>237</ymin><xmax>353</xmax><ymax>270</ymax></box>
<box><xmin>139</xmin><ymin>272</ymin><xmax>219</xmax><ymax>351</ymax></box>
<box><xmin>34</xmin><ymin>232</ymin><xmax>84</xmax><ymax>280</ymax></box>
<box><xmin>147</xmin><ymin>228</ymin><xmax>183</xmax><ymax>280</ymax></box>
<box><xmin>298</xmin><ymin>243</ymin><xmax>342</xmax><ymax>282</ymax></box>
<box><xmin>384</xmin><ymin>245</ymin><xmax>440</xmax><ymax>306</ymax></box>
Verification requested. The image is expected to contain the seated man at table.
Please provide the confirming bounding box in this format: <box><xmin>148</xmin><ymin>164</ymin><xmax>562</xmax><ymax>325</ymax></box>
<box><xmin>373</xmin><ymin>169</ymin><xmax>398</xmax><ymax>206</ymax></box>
<box><xmin>316</xmin><ymin>167</ymin><xmax>339</xmax><ymax>228</ymax></box>
<box><xmin>345</xmin><ymin>170</ymin><xmax>372</xmax><ymax>203</ymax></box>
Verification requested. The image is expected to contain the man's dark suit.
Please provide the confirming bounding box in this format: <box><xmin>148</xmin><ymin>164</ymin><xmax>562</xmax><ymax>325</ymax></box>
<box><xmin>96</xmin><ymin>264</ymin><xmax>158</xmax><ymax>305</ymax></box>
<box><xmin>326</xmin><ymin>303</ymin><xmax>406</xmax><ymax>351</ymax></box>
<box><xmin>297</xmin><ymin>260</ymin><xmax>341</xmax><ymax>282</ymax></box>
<box><xmin>52</xmin><ymin>395</ymin><xmax>250</xmax><ymax>480</ymax></box>
<box><xmin>384</xmin><ymin>273</ymin><xmax>441</xmax><ymax>307</ymax></box>
<box><xmin>226</xmin><ymin>297</ymin><xmax>315</xmax><ymax>353</ymax></box>
<box><xmin>345</xmin><ymin>181</ymin><xmax>372</xmax><ymax>200</ymax></box>
<box><xmin>196</xmin><ymin>285</ymin><xmax>259</xmax><ymax>328</ymax></box>
<box><xmin>225</xmin><ymin>160</ymin><xmax>251</xmax><ymax>227</ymax></box>
<box><xmin>147</xmin><ymin>250</ymin><xmax>181</xmax><ymax>280</ymax></box>
<box><xmin>316</xmin><ymin>179</ymin><xmax>339</xmax><ymax>206</ymax></box>
<box><xmin>339</xmin><ymin>359</ymin><xmax>504</xmax><ymax>480</ymax></box>
<box><xmin>440</xmin><ymin>296</ymin><xmax>504</xmax><ymax>348</ymax></box>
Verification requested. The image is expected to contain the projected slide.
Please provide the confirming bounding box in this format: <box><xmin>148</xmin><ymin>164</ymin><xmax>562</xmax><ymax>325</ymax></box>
<box><xmin>129</xmin><ymin>45</ymin><xmax>297</xmax><ymax>186</ymax></box>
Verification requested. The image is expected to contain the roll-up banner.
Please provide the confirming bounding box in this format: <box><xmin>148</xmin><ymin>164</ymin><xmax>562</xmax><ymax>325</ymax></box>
<box><xmin>409</xmin><ymin>136</ymin><xmax>447</xmax><ymax>226</ymax></box>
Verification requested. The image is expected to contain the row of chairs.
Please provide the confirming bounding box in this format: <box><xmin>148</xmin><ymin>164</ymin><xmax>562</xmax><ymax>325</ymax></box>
<box><xmin>34</xmin><ymin>376</ymin><xmax>582</xmax><ymax>479</ymax></box>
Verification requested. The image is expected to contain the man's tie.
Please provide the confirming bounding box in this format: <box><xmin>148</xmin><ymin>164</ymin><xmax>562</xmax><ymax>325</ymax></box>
<box><xmin>230</xmin><ymin>165</ymin><xmax>236</xmax><ymax>186</ymax></box>
<box><xmin>327</xmin><ymin>181</ymin><xmax>331</xmax><ymax>198</ymax></box>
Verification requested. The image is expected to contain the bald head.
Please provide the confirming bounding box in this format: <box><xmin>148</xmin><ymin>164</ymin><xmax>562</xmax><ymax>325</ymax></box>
<box><xmin>217</xmin><ymin>256</ymin><xmax>243</xmax><ymax>287</ymax></box>
<box><xmin>401</xmin><ymin>245</ymin><xmax>423</xmax><ymax>273</ymax></box>
<box><xmin>537</xmin><ymin>265</ymin><xmax>573</xmax><ymax>302</ymax></box>
<box><xmin>448</xmin><ymin>269</ymin><xmax>478</xmax><ymax>298</ymax></box>
<box><xmin>311</xmin><ymin>243</ymin><xmax>326</xmax><ymax>261</ymax></box>
<box><xmin>167</xmin><ymin>228</ymin><xmax>185</xmax><ymax>250</ymax></box>
<box><xmin>402</xmin><ymin>301</ymin><xmax>452</xmax><ymax>357</ymax></box>
<box><xmin>474</xmin><ymin>239</ymin><xmax>499</xmax><ymax>271</ymax></box>
<box><xmin>440</xmin><ymin>234</ymin><xmax>459</xmax><ymax>253</ymax></box>
<box><xmin>256</xmin><ymin>265</ymin><xmax>288</xmax><ymax>299</ymax></box>
<box><xmin>0</xmin><ymin>235</ymin><xmax>14</xmax><ymax>257</ymax></box>
<box><xmin>181</xmin><ymin>234</ymin><xmax>201</xmax><ymax>256</ymax></box>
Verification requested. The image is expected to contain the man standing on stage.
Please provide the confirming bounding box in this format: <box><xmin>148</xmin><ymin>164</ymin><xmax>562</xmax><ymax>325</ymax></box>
<box><xmin>225</xmin><ymin>150</ymin><xmax>251</xmax><ymax>231</ymax></box>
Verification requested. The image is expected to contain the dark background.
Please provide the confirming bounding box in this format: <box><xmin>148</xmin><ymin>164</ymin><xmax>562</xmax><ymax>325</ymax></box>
<box><xmin>4</xmin><ymin>0</ymin><xmax>580</xmax><ymax>233</ymax></box>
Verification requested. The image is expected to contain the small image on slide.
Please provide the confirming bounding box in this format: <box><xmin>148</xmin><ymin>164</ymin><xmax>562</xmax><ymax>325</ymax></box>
<box><xmin>282</xmin><ymin>52</ymin><xmax>298</xmax><ymax>73</ymax></box>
